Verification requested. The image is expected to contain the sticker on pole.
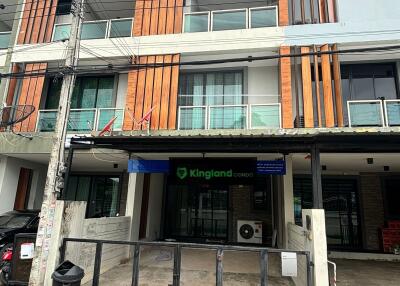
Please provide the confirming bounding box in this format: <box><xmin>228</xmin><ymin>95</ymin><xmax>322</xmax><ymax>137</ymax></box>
<box><xmin>281</xmin><ymin>252</ymin><xmax>297</xmax><ymax>277</ymax></box>
<box><xmin>20</xmin><ymin>243</ymin><xmax>35</xmax><ymax>260</ymax></box>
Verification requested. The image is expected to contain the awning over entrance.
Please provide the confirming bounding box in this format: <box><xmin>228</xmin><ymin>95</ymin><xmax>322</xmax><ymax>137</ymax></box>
<box><xmin>69</xmin><ymin>130</ymin><xmax>400</xmax><ymax>153</ymax></box>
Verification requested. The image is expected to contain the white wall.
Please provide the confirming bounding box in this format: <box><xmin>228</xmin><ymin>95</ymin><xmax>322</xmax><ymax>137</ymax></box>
<box><xmin>247</xmin><ymin>66</ymin><xmax>279</xmax><ymax>104</ymax></box>
<box><xmin>0</xmin><ymin>156</ymin><xmax>47</xmax><ymax>214</ymax></box>
<box><xmin>287</xmin><ymin>210</ymin><xmax>329</xmax><ymax>286</ymax></box>
<box><xmin>146</xmin><ymin>173</ymin><xmax>164</xmax><ymax>241</ymax></box>
<box><xmin>116</xmin><ymin>73</ymin><xmax>128</xmax><ymax>109</ymax></box>
<box><xmin>337</xmin><ymin>0</ymin><xmax>400</xmax><ymax>23</ymax></box>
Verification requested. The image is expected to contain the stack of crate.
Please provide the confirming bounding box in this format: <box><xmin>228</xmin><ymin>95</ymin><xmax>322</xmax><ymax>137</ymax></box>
<box><xmin>382</xmin><ymin>221</ymin><xmax>400</xmax><ymax>253</ymax></box>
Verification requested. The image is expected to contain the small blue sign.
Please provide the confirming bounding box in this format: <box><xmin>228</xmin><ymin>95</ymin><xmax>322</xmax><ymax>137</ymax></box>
<box><xmin>128</xmin><ymin>160</ymin><xmax>170</xmax><ymax>173</ymax></box>
<box><xmin>257</xmin><ymin>160</ymin><xmax>286</xmax><ymax>175</ymax></box>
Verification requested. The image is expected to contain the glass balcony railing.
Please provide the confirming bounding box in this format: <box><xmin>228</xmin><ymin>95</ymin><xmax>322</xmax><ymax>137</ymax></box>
<box><xmin>36</xmin><ymin>108</ymin><xmax>125</xmax><ymax>132</ymax></box>
<box><xmin>53</xmin><ymin>18</ymin><xmax>133</xmax><ymax>41</ymax></box>
<box><xmin>184</xmin><ymin>6</ymin><xmax>277</xmax><ymax>33</ymax></box>
<box><xmin>0</xmin><ymin>32</ymin><xmax>11</xmax><ymax>49</ymax></box>
<box><xmin>178</xmin><ymin>102</ymin><xmax>281</xmax><ymax>130</ymax></box>
<box><xmin>347</xmin><ymin>100</ymin><xmax>385</xmax><ymax>127</ymax></box>
<box><xmin>384</xmin><ymin>100</ymin><xmax>400</xmax><ymax>127</ymax></box>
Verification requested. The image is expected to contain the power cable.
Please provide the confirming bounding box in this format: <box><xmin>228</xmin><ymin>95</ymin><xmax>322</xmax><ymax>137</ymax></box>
<box><xmin>3</xmin><ymin>44</ymin><xmax>400</xmax><ymax>78</ymax></box>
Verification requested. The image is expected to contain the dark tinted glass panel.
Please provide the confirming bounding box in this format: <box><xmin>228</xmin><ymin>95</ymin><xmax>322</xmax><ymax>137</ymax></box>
<box><xmin>384</xmin><ymin>178</ymin><xmax>400</xmax><ymax>218</ymax></box>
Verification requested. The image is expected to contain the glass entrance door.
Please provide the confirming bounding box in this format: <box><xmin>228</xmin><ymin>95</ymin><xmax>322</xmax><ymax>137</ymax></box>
<box><xmin>165</xmin><ymin>184</ymin><xmax>228</xmax><ymax>241</ymax></box>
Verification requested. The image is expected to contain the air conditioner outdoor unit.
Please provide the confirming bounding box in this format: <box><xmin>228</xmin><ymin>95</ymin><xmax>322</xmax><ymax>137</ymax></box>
<box><xmin>237</xmin><ymin>220</ymin><xmax>263</xmax><ymax>244</ymax></box>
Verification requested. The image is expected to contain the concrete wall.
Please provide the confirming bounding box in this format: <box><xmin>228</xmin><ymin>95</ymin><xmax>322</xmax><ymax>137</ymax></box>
<box><xmin>116</xmin><ymin>73</ymin><xmax>128</xmax><ymax>109</ymax></box>
<box><xmin>78</xmin><ymin>217</ymin><xmax>131</xmax><ymax>284</ymax></box>
<box><xmin>359</xmin><ymin>174</ymin><xmax>385</xmax><ymax>251</ymax></box>
<box><xmin>288</xmin><ymin>223</ymin><xmax>307</xmax><ymax>286</ymax></box>
<box><xmin>0</xmin><ymin>156</ymin><xmax>47</xmax><ymax>213</ymax></box>
<box><xmin>247</xmin><ymin>66</ymin><xmax>279</xmax><ymax>104</ymax></box>
<box><xmin>288</xmin><ymin>210</ymin><xmax>329</xmax><ymax>286</ymax></box>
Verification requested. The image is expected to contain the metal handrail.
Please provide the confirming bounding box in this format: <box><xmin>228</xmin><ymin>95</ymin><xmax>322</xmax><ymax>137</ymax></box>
<box><xmin>183</xmin><ymin>6</ymin><xmax>278</xmax><ymax>33</ymax></box>
<box><xmin>60</xmin><ymin>237</ymin><xmax>313</xmax><ymax>286</ymax></box>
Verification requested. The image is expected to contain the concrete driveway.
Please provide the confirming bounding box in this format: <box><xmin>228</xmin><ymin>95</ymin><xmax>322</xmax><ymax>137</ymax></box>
<box><xmin>84</xmin><ymin>247</ymin><xmax>296</xmax><ymax>286</ymax></box>
<box><xmin>332</xmin><ymin>259</ymin><xmax>400</xmax><ymax>286</ymax></box>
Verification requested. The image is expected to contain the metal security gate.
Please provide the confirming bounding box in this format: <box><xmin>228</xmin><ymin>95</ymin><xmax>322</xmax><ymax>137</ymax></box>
<box><xmin>60</xmin><ymin>238</ymin><xmax>313</xmax><ymax>286</ymax></box>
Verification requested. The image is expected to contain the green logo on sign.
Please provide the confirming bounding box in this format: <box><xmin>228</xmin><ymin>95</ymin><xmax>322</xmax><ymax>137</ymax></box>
<box><xmin>176</xmin><ymin>167</ymin><xmax>188</xmax><ymax>180</ymax></box>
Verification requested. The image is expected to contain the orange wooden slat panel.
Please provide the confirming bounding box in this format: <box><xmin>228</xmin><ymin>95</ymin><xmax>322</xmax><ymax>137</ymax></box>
<box><xmin>168</xmin><ymin>54</ymin><xmax>180</xmax><ymax>129</ymax></box>
<box><xmin>320</xmin><ymin>44</ymin><xmax>335</xmax><ymax>127</ymax></box>
<box><xmin>280</xmin><ymin>46</ymin><xmax>293</xmax><ymax>128</ymax></box>
<box><xmin>301</xmin><ymin>47</ymin><xmax>314</xmax><ymax>128</ymax></box>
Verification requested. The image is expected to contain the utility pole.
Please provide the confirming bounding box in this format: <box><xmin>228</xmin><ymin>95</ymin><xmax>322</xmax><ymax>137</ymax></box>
<box><xmin>29</xmin><ymin>0</ymin><xmax>84</xmax><ymax>284</ymax></box>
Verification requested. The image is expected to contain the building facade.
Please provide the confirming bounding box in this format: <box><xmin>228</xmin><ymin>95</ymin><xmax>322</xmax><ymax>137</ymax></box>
<box><xmin>1</xmin><ymin>0</ymin><xmax>400</xmax><ymax>284</ymax></box>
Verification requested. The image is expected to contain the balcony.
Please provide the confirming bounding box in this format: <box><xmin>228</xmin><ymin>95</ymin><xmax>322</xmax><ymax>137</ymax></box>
<box><xmin>0</xmin><ymin>32</ymin><xmax>11</xmax><ymax>49</ymax></box>
<box><xmin>36</xmin><ymin>108</ymin><xmax>124</xmax><ymax>132</ymax></box>
<box><xmin>347</xmin><ymin>100</ymin><xmax>400</xmax><ymax>128</ymax></box>
<box><xmin>183</xmin><ymin>6</ymin><xmax>278</xmax><ymax>33</ymax></box>
<box><xmin>52</xmin><ymin>18</ymin><xmax>133</xmax><ymax>41</ymax></box>
<box><xmin>178</xmin><ymin>102</ymin><xmax>281</xmax><ymax>130</ymax></box>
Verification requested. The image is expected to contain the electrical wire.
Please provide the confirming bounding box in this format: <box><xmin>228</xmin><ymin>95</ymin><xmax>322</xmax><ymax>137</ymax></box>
<box><xmin>3</xmin><ymin>44</ymin><xmax>400</xmax><ymax>79</ymax></box>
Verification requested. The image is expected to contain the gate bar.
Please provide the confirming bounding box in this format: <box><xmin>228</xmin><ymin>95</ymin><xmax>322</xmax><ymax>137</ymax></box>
<box><xmin>260</xmin><ymin>249</ymin><xmax>268</xmax><ymax>286</ymax></box>
<box><xmin>131</xmin><ymin>244</ymin><xmax>140</xmax><ymax>286</ymax></box>
<box><xmin>173</xmin><ymin>245</ymin><xmax>182</xmax><ymax>286</ymax></box>
<box><xmin>93</xmin><ymin>242</ymin><xmax>103</xmax><ymax>286</ymax></box>
<box><xmin>216</xmin><ymin>248</ymin><xmax>224</xmax><ymax>286</ymax></box>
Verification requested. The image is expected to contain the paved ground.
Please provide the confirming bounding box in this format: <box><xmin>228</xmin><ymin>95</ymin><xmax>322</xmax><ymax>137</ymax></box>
<box><xmin>332</xmin><ymin>259</ymin><xmax>400</xmax><ymax>286</ymax></box>
<box><xmin>84</xmin><ymin>247</ymin><xmax>294</xmax><ymax>286</ymax></box>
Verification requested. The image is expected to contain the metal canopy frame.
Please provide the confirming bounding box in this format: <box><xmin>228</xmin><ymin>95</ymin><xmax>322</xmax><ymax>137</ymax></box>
<box><xmin>69</xmin><ymin>133</ymin><xmax>400</xmax><ymax>154</ymax></box>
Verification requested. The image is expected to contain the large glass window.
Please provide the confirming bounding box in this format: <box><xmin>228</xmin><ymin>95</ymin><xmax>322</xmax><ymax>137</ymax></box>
<box><xmin>178</xmin><ymin>71</ymin><xmax>244</xmax><ymax>129</ymax></box>
<box><xmin>294</xmin><ymin>176</ymin><xmax>361</xmax><ymax>250</ymax></box>
<box><xmin>341</xmin><ymin>63</ymin><xmax>398</xmax><ymax>126</ymax></box>
<box><xmin>45</xmin><ymin>76</ymin><xmax>115</xmax><ymax>109</ymax></box>
<box><xmin>65</xmin><ymin>175</ymin><xmax>121</xmax><ymax>218</ymax></box>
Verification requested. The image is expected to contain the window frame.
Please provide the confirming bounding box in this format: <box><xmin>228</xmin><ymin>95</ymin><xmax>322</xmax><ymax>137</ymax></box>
<box><xmin>64</xmin><ymin>173</ymin><xmax>123</xmax><ymax>218</ymax></box>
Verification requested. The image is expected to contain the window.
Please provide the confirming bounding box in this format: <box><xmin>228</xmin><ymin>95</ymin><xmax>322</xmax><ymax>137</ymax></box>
<box><xmin>178</xmin><ymin>71</ymin><xmax>244</xmax><ymax>129</ymax></box>
<box><xmin>294</xmin><ymin>176</ymin><xmax>361</xmax><ymax>249</ymax></box>
<box><xmin>383</xmin><ymin>177</ymin><xmax>400</xmax><ymax>219</ymax></box>
<box><xmin>65</xmin><ymin>175</ymin><xmax>121</xmax><ymax>218</ymax></box>
<box><xmin>341</xmin><ymin>63</ymin><xmax>398</xmax><ymax>101</ymax></box>
<box><xmin>44</xmin><ymin>76</ymin><xmax>115</xmax><ymax>109</ymax></box>
<box><xmin>56</xmin><ymin>0</ymin><xmax>72</xmax><ymax>15</ymax></box>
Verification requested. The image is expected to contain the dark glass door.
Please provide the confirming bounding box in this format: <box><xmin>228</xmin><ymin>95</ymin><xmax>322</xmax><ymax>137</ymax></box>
<box><xmin>294</xmin><ymin>177</ymin><xmax>361</xmax><ymax>250</ymax></box>
<box><xmin>165</xmin><ymin>184</ymin><xmax>228</xmax><ymax>241</ymax></box>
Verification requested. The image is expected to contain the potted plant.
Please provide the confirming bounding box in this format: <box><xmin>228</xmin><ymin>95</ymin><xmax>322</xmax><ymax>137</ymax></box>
<box><xmin>392</xmin><ymin>244</ymin><xmax>400</xmax><ymax>255</ymax></box>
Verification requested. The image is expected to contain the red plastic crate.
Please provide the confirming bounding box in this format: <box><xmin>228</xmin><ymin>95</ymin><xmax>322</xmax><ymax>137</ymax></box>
<box><xmin>388</xmin><ymin>221</ymin><xmax>400</xmax><ymax>229</ymax></box>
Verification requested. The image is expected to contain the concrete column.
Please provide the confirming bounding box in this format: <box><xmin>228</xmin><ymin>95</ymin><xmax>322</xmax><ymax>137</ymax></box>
<box><xmin>42</xmin><ymin>201</ymin><xmax>87</xmax><ymax>286</ymax></box>
<box><xmin>0</xmin><ymin>156</ymin><xmax>19</xmax><ymax>213</ymax></box>
<box><xmin>282</xmin><ymin>154</ymin><xmax>295</xmax><ymax>248</ymax></box>
<box><xmin>126</xmin><ymin>173</ymin><xmax>144</xmax><ymax>241</ymax></box>
<box><xmin>302</xmin><ymin>209</ymin><xmax>329</xmax><ymax>286</ymax></box>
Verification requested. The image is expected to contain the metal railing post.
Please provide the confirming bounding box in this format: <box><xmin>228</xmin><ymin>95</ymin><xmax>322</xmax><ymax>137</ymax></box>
<box><xmin>93</xmin><ymin>242</ymin><xmax>103</xmax><ymax>286</ymax></box>
<box><xmin>260</xmin><ymin>250</ymin><xmax>268</xmax><ymax>286</ymax></box>
<box><xmin>306</xmin><ymin>252</ymin><xmax>313</xmax><ymax>286</ymax></box>
<box><xmin>131</xmin><ymin>244</ymin><xmax>140</xmax><ymax>286</ymax></box>
<box><xmin>173</xmin><ymin>245</ymin><xmax>182</xmax><ymax>286</ymax></box>
<box><xmin>216</xmin><ymin>248</ymin><xmax>224</xmax><ymax>286</ymax></box>
<box><xmin>59</xmin><ymin>238</ymin><xmax>67</xmax><ymax>263</ymax></box>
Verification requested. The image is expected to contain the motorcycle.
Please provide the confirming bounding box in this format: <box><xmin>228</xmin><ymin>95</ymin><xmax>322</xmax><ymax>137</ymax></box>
<box><xmin>0</xmin><ymin>246</ymin><xmax>12</xmax><ymax>285</ymax></box>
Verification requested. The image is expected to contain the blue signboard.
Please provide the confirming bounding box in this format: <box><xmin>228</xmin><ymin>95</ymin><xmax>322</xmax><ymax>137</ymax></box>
<box><xmin>128</xmin><ymin>160</ymin><xmax>170</xmax><ymax>173</ymax></box>
<box><xmin>256</xmin><ymin>160</ymin><xmax>286</xmax><ymax>175</ymax></box>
